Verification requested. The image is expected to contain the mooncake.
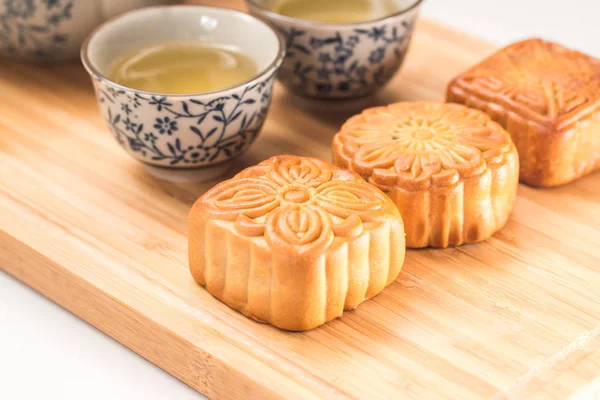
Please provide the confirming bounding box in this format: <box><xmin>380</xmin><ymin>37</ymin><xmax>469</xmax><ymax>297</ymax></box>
<box><xmin>332</xmin><ymin>101</ymin><xmax>519</xmax><ymax>248</ymax></box>
<box><xmin>188</xmin><ymin>155</ymin><xmax>405</xmax><ymax>331</ymax></box>
<box><xmin>447</xmin><ymin>38</ymin><xmax>600</xmax><ymax>187</ymax></box>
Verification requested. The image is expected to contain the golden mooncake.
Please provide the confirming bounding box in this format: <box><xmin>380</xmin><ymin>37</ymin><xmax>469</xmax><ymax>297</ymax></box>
<box><xmin>447</xmin><ymin>38</ymin><xmax>600</xmax><ymax>187</ymax></box>
<box><xmin>188</xmin><ymin>155</ymin><xmax>405</xmax><ymax>331</ymax></box>
<box><xmin>332</xmin><ymin>101</ymin><xmax>519</xmax><ymax>249</ymax></box>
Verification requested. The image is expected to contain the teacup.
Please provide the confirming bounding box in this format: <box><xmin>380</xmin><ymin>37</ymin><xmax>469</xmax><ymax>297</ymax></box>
<box><xmin>0</xmin><ymin>0</ymin><xmax>178</xmax><ymax>62</ymax></box>
<box><xmin>247</xmin><ymin>0</ymin><xmax>423</xmax><ymax>99</ymax></box>
<box><xmin>81</xmin><ymin>5</ymin><xmax>285</xmax><ymax>178</ymax></box>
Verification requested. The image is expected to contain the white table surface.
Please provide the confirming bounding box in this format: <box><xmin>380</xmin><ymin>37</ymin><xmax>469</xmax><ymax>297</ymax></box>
<box><xmin>2</xmin><ymin>1</ymin><xmax>599</xmax><ymax>399</ymax></box>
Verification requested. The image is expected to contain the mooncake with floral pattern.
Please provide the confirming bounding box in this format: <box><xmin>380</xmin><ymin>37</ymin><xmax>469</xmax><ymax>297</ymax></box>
<box><xmin>333</xmin><ymin>101</ymin><xmax>519</xmax><ymax>248</ymax></box>
<box><xmin>188</xmin><ymin>155</ymin><xmax>405</xmax><ymax>331</ymax></box>
<box><xmin>447</xmin><ymin>38</ymin><xmax>600</xmax><ymax>187</ymax></box>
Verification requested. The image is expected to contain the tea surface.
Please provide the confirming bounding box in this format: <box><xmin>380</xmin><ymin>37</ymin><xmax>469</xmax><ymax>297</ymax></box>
<box><xmin>269</xmin><ymin>0</ymin><xmax>400</xmax><ymax>23</ymax></box>
<box><xmin>108</xmin><ymin>42</ymin><xmax>258</xmax><ymax>94</ymax></box>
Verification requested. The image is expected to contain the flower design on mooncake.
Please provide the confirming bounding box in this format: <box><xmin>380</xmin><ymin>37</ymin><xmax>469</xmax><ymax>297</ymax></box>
<box><xmin>203</xmin><ymin>156</ymin><xmax>394</xmax><ymax>249</ymax></box>
<box><xmin>189</xmin><ymin>156</ymin><xmax>405</xmax><ymax>331</ymax></box>
<box><xmin>452</xmin><ymin>39</ymin><xmax>600</xmax><ymax>120</ymax></box>
<box><xmin>447</xmin><ymin>39</ymin><xmax>600</xmax><ymax>186</ymax></box>
<box><xmin>335</xmin><ymin>102</ymin><xmax>513</xmax><ymax>190</ymax></box>
<box><xmin>333</xmin><ymin>101</ymin><xmax>519</xmax><ymax>249</ymax></box>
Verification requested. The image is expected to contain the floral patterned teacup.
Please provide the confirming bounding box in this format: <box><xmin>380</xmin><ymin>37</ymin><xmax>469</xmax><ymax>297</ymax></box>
<box><xmin>0</xmin><ymin>0</ymin><xmax>177</xmax><ymax>61</ymax></box>
<box><xmin>81</xmin><ymin>5</ymin><xmax>285</xmax><ymax>174</ymax></box>
<box><xmin>247</xmin><ymin>0</ymin><xmax>423</xmax><ymax>99</ymax></box>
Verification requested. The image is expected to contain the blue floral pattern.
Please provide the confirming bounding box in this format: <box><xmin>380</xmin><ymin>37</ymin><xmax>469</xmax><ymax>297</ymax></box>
<box><xmin>275</xmin><ymin>19</ymin><xmax>418</xmax><ymax>98</ymax></box>
<box><xmin>0</xmin><ymin>0</ymin><xmax>72</xmax><ymax>58</ymax></box>
<box><xmin>93</xmin><ymin>74</ymin><xmax>276</xmax><ymax>167</ymax></box>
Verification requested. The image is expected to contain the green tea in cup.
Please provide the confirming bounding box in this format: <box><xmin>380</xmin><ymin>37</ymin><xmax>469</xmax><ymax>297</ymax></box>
<box><xmin>267</xmin><ymin>0</ymin><xmax>400</xmax><ymax>24</ymax></box>
<box><xmin>108</xmin><ymin>42</ymin><xmax>258</xmax><ymax>94</ymax></box>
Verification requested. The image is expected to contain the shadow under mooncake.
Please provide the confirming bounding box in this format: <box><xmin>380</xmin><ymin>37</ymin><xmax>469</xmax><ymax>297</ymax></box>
<box><xmin>188</xmin><ymin>155</ymin><xmax>406</xmax><ymax>331</ymax></box>
<box><xmin>332</xmin><ymin>101</ymin><xmax>519</xmax><ymax>249</ymax></box>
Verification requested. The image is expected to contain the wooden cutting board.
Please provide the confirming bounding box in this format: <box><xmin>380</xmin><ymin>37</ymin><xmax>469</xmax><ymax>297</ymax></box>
<box><xmin>1</xmin><ymin>1</ymin><xmax>600</xmax><ymax>399</ymax></box>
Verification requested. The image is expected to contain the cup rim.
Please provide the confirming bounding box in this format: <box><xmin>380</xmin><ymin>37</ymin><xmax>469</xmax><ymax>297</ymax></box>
<box><xmin>80</xmin><ymin>5</ymin><xmax>286</xmax><ymax>98</ymax></box>
<box><xmin>246</xmin><ymin>0</ymin><xmax>424</xmax><ymax>28</ymax></box>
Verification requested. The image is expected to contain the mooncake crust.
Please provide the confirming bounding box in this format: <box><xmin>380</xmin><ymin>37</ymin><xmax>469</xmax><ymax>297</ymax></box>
<box><xmin>189</xmin><ymin>155</ymin><xmax>405</xmax><ymax>331</ymax></box>
<box><xmin>447</xmin><ymin>38</ymin><xmax>600</xmax><ymax>187</ymax></box>
<box><xmin>332</xmin><ymin>101</ymin><xmax>519</xmax><ymax>249</ymax></box>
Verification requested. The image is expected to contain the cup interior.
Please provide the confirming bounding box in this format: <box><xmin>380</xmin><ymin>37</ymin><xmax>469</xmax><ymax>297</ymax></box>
<box><xmin>249</xmin><ymin>0</ymin><xmax>422</xmax><ymax>24</ymax></box>
<box><xmin>84</xmin><ymin>5</ymin><xmax>282</xmax><ymax>84</ymax></box>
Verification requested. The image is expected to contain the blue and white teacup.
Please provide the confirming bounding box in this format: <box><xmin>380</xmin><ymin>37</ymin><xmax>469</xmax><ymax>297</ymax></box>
<box><xmin>0</xmin><ymin>0</ymin><xmax>177</xmax><ymax>61</ymax></box>
<box><xmin>81</xmin><ymin>5</ymin><xmax>285</xmax><ymax>176</ymax></box>
<box><xmin>247</xmin><ymin>0</ymin><xmax>423</xmax><ymax>99</ymax></box>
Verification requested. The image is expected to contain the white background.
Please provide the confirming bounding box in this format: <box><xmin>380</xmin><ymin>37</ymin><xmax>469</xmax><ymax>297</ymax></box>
<box><xmin>1</xmin><ymin>1</ymin><xmax>599</xmax><ymax>399</ymax></box>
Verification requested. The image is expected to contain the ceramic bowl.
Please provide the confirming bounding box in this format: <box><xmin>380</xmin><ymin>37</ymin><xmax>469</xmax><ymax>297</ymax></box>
<box><xmin>247</xmin><ymin>0</ymin><xmax>423</xmax><ymax>99</ymax></box>
<box><xmin>0</xmin><ymin>0</ymin><xmax>177</xmax><ymax>62</ymax></box>
<box><xmin>81</xmin><ymin>5</ymin><xmax>285</xmax><ymax>176</ymax></box>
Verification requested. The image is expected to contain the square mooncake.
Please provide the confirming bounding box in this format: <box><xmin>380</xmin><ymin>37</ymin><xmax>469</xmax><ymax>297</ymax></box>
<box><xmin>447</xmin><ymin>38</ymin><xmax>600</xmax><ymax>187</ymax></box>
<box><xmin>189</xmin><ymin>156</ymin><xmax>406</xmax><ymax>331</ymax></box>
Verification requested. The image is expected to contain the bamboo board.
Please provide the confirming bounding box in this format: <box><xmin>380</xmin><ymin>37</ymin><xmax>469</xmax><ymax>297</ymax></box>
<box><xmin>1</xmin><ymin>1</ymin><xmax>600</xmax><ymax>399</ymax></box>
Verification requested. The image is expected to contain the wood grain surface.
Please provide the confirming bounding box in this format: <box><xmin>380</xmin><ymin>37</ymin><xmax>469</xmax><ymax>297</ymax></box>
<box><xmin>1</xmin><ymin>1</ymin><xmax>600</xmax><ymax>399</ymax></box>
